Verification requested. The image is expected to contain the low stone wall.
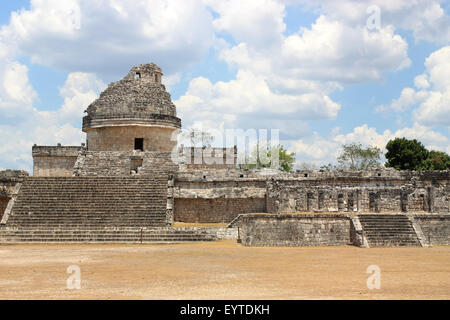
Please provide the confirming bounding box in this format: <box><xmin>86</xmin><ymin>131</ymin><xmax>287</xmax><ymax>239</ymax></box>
<box><xmin>174</xmin><ymin>171</ymin><xmax>268</xmax><ymax>223</ymax></box>
<box><xmin>177</xmin><ymin>146</ymin><xmax>237</xmax><ymax>170</ymax></box>
<box><xmin>174</xmin><ymin>198</ymin><xmax>266</xmax><ymax>223</ymax></box>
<box><xmin>201</xmin><ymin>227</ymin><xmax>238</xmax><ymax>240</ymax></box>
<box><xmin>33</xmin><ymin>145</ymin><xmax>83</xmax><ymax>177</ymax></box>
<box><xmin>239</xmin><ymin>214</ymin><xmax>351</xmax><ymax>246</ymax></box>
<box><xmin>73</xmin><ymin>151</ymin><xmax>177</xmax><ymax>176</ymax></box>
<box><xmin>414</xmin><ymin>214</ymin><xmax>450</xmax><ymax>245</ymax></box>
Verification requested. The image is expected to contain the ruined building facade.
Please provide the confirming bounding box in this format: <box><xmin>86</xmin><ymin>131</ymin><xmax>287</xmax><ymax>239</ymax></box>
<box><xmin>0</xmin><ymin>63</ymin><xmax>449</xmax><ymax>246</ymax></box>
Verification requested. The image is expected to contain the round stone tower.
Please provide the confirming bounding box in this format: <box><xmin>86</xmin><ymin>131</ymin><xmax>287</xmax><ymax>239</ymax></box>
<box><xmin>82</xmin><ymin>63</ymin><xmax>181</xmax><ymax>152</ymax></box>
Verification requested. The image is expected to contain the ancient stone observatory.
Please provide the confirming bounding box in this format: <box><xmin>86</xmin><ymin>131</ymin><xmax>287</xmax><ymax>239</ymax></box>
<box><xmin>82</xmin><ymin>64</ymin><xmax>181</xmax><ymax>152</ymax></box>
<box><xmin>3</xmin><ymin>62</ymin><xmax>448</xmax><ymax>246</ymax></box>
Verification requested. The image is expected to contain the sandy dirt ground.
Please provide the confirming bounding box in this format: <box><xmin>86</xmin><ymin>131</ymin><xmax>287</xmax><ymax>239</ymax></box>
<box><xmin>0</xmin><ymin>241</ymin><xmax>449</xmax><ymax>300</ymax></box>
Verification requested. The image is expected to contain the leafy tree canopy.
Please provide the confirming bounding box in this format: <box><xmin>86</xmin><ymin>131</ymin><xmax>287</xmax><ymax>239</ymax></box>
<box><xmin>384</xmin><ymin>137</ymin><xmax>450</xmax><ymax>170</ymax></box>
<box><xmin>417</xmin><ymin>150</ymin><xmax>450</xmax><ymax>171</ymax></box>
<box><xmin>336</xmin><ymin>143</ymin><xmax>382</xmax><ymax>170</ymax></box>
<box><xmin>245</xmin><ymin>143</ymin><xmax>296</xmax><ymax>172</ymax></box>
<box><xmin>319</xmin><ymin>143</ymin><xmax>382</xmax><ymax>171</ymax></box>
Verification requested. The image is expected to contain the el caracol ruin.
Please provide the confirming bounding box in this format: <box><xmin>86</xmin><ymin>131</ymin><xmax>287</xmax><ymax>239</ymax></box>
<box><xmin>0</xmin><ymin>63</ymin><xmax>449</xmax><ymax>247</ymax></box>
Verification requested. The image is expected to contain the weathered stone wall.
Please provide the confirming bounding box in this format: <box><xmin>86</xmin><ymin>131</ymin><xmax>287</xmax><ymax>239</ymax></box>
<box><xmin>174</xmin><ymin>198</ymin><xmax>266</xmax><ymax>223</ymax></box>
<box><xmin>86</xmin><ymin>125</ymin><xmax>176</xmax><ymax>152</ymax></box>
<box><xmin>32</xmin><ymin>145</ymin><xmax>83</xmax><ymax>177</ymax></box>
<box><xmin>0</xmin><ymin>170</ymin><xmax>29</xmax><ymax>196</ymax></box>
<box><xmin>0</xmin><ymin>170</ymin><xmax>28</xmax><ymax>221</ymax></box>
<box><xmin>139</xmin><ymin>152</ymin><xmax>178</xmax><ymax>175</ymax></box>
<box><xmin>177</xmin><ymin>146</ymin><xmax>237</xmax><ymax>170</ymax></box>
<box><xmin>266</xmin><ymin>170</ymin><xmax>449</xmax><ymax>214</ymax></box>
<box><xmin>172</xmin><ymin>169</ymin><xmax>449</xmax><ymax>223</ymax></box>
<box><xmin>430</xmin><ymin>182</ymin><xmax>450</xmax><ymax>213</ymax></box>
<box><xmin>175</xmin><ymin>168</ymin><xmax>278</xmax><ymax>180</ymax></box>
<box><xmin>239</xmin><ymin>214</ymin><xmax>351</xmax><ymax>246</ymax></box>
<box><xmin>174</xmin><ymin>170</ymin><xmax>268</xmax><ymax>222</ymax></box>
<box><xmin>174</xmin><ymin>179</ymin><xmax>266</xmax><ymax>199</ymax></box>
<box><xmin>414</xmin><ymin>214</ymin><xmax>450</xmax><ymax>245</ymax></box>
<box><xmin>73</xmin><ymin>150</ymin><xmax>177</xmax><ymax>176</ymax></box>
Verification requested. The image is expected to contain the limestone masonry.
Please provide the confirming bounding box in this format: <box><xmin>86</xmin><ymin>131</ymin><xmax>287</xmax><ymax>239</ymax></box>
<box><xmin>82</xmin><ymin>63</ymin><xmax>180</xmax><ymax>152</ymax></box>
<box><xmin>0</xmin><ymin>63</ymin><xmax>449</xmax><ymax>246</ymax></box>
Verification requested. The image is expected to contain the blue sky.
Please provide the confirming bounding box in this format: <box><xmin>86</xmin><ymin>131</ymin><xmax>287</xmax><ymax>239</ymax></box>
<box><xmin>0</xmin><ymin>0</ymin><xmax>449</xmax><ymax>171</ymax></box>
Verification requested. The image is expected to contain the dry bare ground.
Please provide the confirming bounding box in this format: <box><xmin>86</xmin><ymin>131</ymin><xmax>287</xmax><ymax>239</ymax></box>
<box><xmin>0</xmin><ymin>241</ymin><xmax>449</xmax><ymax>299</ymax></box>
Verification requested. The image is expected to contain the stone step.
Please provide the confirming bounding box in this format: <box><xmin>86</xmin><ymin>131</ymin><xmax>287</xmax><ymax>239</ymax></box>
<box><xmin>7</xmin><ymin>218</ymin><xmax>165</xmax><ymax>220</ymax></box>
<box><xmin>367</xmin><ymin>242</ymin><xmax>419</xmax><ymax>246</ymax></box>
<box><xmin>357</xmin><ymin>214</ymin><xmax>421</xmax><ymax>247</ymax></box>
<box><xmin>7</xmin><ymin>219</ymin><xmax>166</xmax><ymax>221</ymax></box>
<box><xmin>359</xmin><ymin>217</ymin><xmax>410</xmax><ymax>220</ymax></box>
<box><xmin>362</xmin><ymin>228</ymin><xmax>415</xmax><ymax>232</ymax></box>
<box><xmin>10</xmin><ymin>212</ymin><xmax>166</xmax><ymax>214</ymax></box>
<box><xmin>4</xmin><ymin>176</ymin><xmax>170</xmax><ymax>238</ymax></box>
<box><xmin>1</xmin><ymin>232</ymin><xmax>211</xmax><ymax>236</ymax></box>
<box><xmin>0</xmin><ymin>227</ymin><xmax>217</xmax><ymax>243</ymax></box>
<box><xmin>363</xmin><ymin>235</ymin><xmax>418</xmax><ymax>239</ymax></box>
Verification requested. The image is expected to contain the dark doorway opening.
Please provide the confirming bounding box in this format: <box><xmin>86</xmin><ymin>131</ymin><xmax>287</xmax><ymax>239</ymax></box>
<box><xmin>134</xmin><ymin>138</ymin><xmax>144</xmax><ymax>151</ymax></box>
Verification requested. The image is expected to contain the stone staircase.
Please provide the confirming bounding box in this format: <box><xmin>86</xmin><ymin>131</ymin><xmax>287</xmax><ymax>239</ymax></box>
<box><xmin>0</xmin><ymin>227</ymin><xmax>216</xmax><ymax>243</ymax></box>
<box><xmin>0</xmin><ymin>177</ymin><xmax>215</xmax><ymax>243</ymax></box>
<box><xmin>358</xmin><ymin>214</ymin><xmax>421</xmax><ymax>247</ymax></box>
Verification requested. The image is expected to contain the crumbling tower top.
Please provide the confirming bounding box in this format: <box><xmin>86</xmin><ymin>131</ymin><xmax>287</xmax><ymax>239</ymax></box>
<box><xmin>81</xmin><ymin>63</ymin><xmax>181</xmax><ymax>152</ymax></box>
<box><xmin>125</xmin><ymin>63</ymin><xmax>163</xmax><ymax>83</ymax></box>
<box><xmin>82</xmin><ymin>63</ymin><xmax>181</xmax><ymax>132</ymax></box>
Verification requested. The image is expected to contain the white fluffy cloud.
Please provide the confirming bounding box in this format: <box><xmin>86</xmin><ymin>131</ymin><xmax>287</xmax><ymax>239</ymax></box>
<box><xmin>376</xmin><ymin>46</ymin><xmax>450</xmax><ymax>127</ymax></box>
<box><xmin>290</xmin><ymin>123</ymin><xmax>450</xmax><ymax>166</ymax></box>
<box><xmin>0</xmin><ymin>58</ymin><xmax>104</xmax><ymax>171</ymax></box>
<box><xmin>425</xmin><ymin>45</ymin><xmax>450</xmax><ymax>91</ymax></box>
<box><xmin>1</xmin><ymin>0</ymin><xmax>214</xmax><ymax>78</ymax></box>
<box><xmin>1</xmin><ymin>0</ymin><xmax>448</xmax><ymax>171</ymax></box>
<box><xmin>413</xmin><ymin>46</ymin><xmax>450</xmax><ymax>127</ymax></box>
<box><xmin>375</xmin><ymin>88</ymin><xmax>428</xmax><ymax>113</ymax></box>
<box><xmin>206</xmin><ymin>0</ymin><xmax>285</xmax><ymax>49</ymax></box>
<box><xmin>0</xmin><ymin>0</ymin><xmax>214</xmax><ymax>170</ymax></box>
<box><xmin>413</xmin><ymin>90</ymin><xmax>450</xmax><ymax>126</ymax></box>
<box><xmin>58</xmin><ymin>72</ymin><xmax>106</xmax><ymax>124</ymax></box>
<box><xmin>215</xmin><ymin>12</ymin><xmax>410</xmax><ymax>85</ymax></box>
<box><xmin>176</xmin><ymin>0</ymin><xmax>412</xmax><ymax>142</ymax></box>
<box><xmin>280</xmin><ymin>16</ymin><xmax>410</xmax><ymax>83</ymax></box>
<box><xmin>176</xmin><ymin>70</ymin><xmax>340</xmax><ymax>129</ymax></box>
<box><xmin>0</xmin><ymin>61</ymin><xmax>37</xmax><ymax>122</ymax></box>
<box><xmin>292</xmin><ymin>0</ymin><xmax>450</xmax><ymax>44</ymax></box>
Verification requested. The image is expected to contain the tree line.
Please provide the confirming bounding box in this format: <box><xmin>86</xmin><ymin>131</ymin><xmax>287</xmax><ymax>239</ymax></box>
<box><xmin>181</xmin><ymin>128</ymin><xmax>449</xmax><ymax>172</ymax></box>
<box><xmin>246</xmin><ymin>137</ymin><xmax>449</xmax><ymax>172</ymax></box>
<box><xmin>321</xmin><ymin>137</ymin><xmax>450</xmax><ymax>172</ymax></box>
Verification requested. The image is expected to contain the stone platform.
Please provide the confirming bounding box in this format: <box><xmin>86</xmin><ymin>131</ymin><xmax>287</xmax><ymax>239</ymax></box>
<box><xmin>233</xmin><ymin>213</ymin><xmax>450</xmax><ymax>247</ymax></box>
<box><xmin>0</xmin><ymin>175</ymin><xmax>221</xmax><ymax>243</ymax></box>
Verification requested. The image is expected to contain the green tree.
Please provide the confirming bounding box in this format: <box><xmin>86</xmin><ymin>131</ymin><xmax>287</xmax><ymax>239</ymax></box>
<box><xmin>245</xmin><ymin>143</ymin><xmax>296</xmax><ymax>172</ymax></box>
<box><xmin>336</xmin><ymin>143</ymin><xmax>382</xmax><ymax>170</ymax></box>
<box><xmin>418</xmin><ymin>150</ymin><xmax>450</xmax><ymax>170</ymax></box>
<box><xmin>385</xmin><ymin>138</ymin><xmax>429</xmax><ymax>170</ymax></box>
